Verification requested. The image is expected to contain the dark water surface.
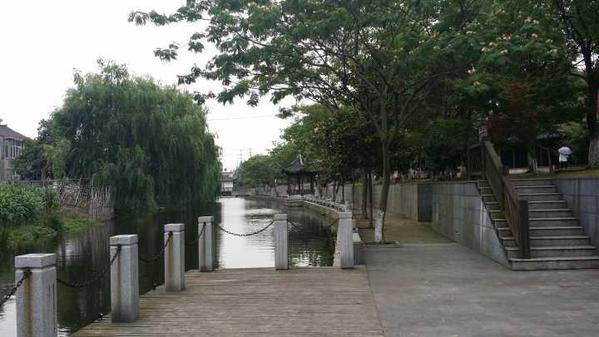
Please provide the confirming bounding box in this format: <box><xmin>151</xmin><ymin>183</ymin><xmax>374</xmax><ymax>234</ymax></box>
<box><xmin>0</xmin><ymin>197</ymin><xmax>334</xmax><ymax>336</ymax></box>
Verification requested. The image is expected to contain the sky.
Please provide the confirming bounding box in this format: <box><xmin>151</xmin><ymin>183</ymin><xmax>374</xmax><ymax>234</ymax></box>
<box><xmin>0</xmin><ymin>0</ymin><xmax>293</xmax><ymax>171</ymax></box>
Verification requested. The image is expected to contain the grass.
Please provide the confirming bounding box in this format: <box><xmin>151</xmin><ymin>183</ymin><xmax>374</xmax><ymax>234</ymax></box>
<box><xmin>2</xmin><ymin>211</ymin><xmax>98</xmax><ymax>250</ymax></box>
<box><xmin>61</xmin><ymin>215</ymin><xmax>96</xmax><ymax>232</ymax></box>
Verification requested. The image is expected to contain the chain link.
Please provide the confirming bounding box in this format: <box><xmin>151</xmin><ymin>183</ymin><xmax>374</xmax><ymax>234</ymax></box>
<box><xmin>139</xmin><ymin>232</ymin><xmax>173</xmax><ymax>264</ymax></box>
<box><xmin>287</xmin><ymin>220</ymin><xmax>303</xmax><ymax>229</ymax></box>
<box><xmin>57</xmin><ymin>245</ymin><xmax>121</xmax><ymax>289</ymax></box>
<box><xmin>0</xmin><ymin>269</ymin><xmax>31</xmax><ymax>306</ymax></box>
<box><xmin>185</xmin><ymin>223</ymin><xmax>206</xmax><ymax>246</ymax></box>
<box><xmin>216</xmin><ymin>220</ymin><xmax>274</xmax><ymax>237</ymax></box>
<box><xmin>287</xmin><ymin>220</ymin><xmax>337</xmax><ymax>230</ymax></box>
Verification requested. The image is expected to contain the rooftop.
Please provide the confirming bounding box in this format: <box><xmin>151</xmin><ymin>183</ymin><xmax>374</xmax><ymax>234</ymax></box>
<box><xmin>0</xmin><ymin>124</ymin><xmax>29</xmax><ymax>141</ymax></box>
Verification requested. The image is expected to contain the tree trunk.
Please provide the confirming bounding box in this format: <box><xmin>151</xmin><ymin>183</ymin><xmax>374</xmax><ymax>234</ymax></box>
<box><xmin>334</xmin><ymin>180</ymin><xmax>341</xmax><ymax>202</ymax></box>
<box><xmin>368</xmin><ymin>171</ymin><xmax>374</xmax><ymax>228</ymax></box>
<box><xmin>587</xmin><ymin>84</ymin><xmax>599</xmax><ymax>167</ymax></box>
<box><xmin>527</xmin><ymin>149</ymin><xmax>538</xmax><ymax>174</ymax></box>
<box><xmin>361</xmin><ymin>169</ymin><xmax>368</xmax><ymax>219</ymax></box>
<box><xmin>332</xmin><ymin>181</ymin><xmax>336</xmax><ymax>202</ymax></box>
<box><xmin>375</xmin><ymin>142</ymin><xmax>391</xmax><ymax>243</ymax></box>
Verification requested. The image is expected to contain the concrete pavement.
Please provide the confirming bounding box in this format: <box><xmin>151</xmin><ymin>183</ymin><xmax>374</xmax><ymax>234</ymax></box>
<box><xmin>365</xmin><ymin>243</ymin><xmax>599</xmax><ymax>337</ymax></box>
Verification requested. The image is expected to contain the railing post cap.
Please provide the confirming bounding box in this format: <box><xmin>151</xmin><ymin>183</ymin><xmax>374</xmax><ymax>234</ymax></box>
<box><xmin>15</xmin><ymin>253</ymin><xmax>56</xmax><ymax>269</ymax></box>
<box><xmin>110</xmin><ymin>234</ymin><xmax>138</xmax><ymax>246</ymax></box>
<box><xmin>164</xmin><ymin>223</ymin><xmax>184</xmax><ymax>232</ymax></box>
<box><xmin>198</xmin><ymin>216</ymin><xmax>214</xmax><ymax>223</ymax></box>
<box><xmin>274</xmin><ymin>214</ymin><xmax>287</xmax><ymax>221</ymax></box>
<box><xmin>338</xmin><ymin>211</ymin><xmax>352</xmax><ymax>219</ymax></box>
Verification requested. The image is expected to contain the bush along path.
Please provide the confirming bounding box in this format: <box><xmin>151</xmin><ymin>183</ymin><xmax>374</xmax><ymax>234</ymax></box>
<box><xmin>0</xmin><ymin>184</ymin><xmax>97</xmax><ymax>249</ymax></box>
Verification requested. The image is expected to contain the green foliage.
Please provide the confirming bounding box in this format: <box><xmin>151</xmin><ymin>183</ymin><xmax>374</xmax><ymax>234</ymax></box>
<box><xmin>0</xmin><ymin>184</ymin><xmax>44</xmax><ymax>228</ymax></box>
<box><xmin>0</xmin><ymin>184</ymin><xmax>99</xmax><ymax>248</ymax></box>
<box><xmin>61</xmin><ymin>216</ymin><xmax>95</xmax><ymax>232</ymax></box>
<box><xmin>423</xmin><ymin>119</ymin><xmax>473</xmax><ymax>174</ymax></box>
<box><xmin>33</xmin><ymin>60</ymin><xmax>222</xmax><ymax>212</ymax></box>
<box><xmin>237</xmin><ymin>155</ymin><xmax>280</xmax><ymax>188</ymax></box>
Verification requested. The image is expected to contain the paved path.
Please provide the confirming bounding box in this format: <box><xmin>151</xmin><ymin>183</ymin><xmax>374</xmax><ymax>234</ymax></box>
<box><xmin>366</xmin><ymin>243</ymin><xmax>599</xmax><ymax>337</ymax></box>
<box><xmin>74</xmin><ymin>267</ymin><xmax>383</xmax><ymax>337</ymax></box>
<box><xmin>357</xmin><ymin>213</ymin><xmax>449</xmax><ymax>244</ymax></box>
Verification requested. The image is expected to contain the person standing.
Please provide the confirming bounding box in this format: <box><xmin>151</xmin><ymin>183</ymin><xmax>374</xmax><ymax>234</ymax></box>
<box><xmin>558</xmin><ymin>145</ymin><xmax>572</xmax><ymax>170</ymax></box>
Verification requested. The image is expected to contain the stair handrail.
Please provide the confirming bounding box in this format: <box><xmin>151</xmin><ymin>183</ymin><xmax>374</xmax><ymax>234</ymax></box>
<box><xmin>481</xmin><ymin>141</ymin><xmax>530</xmax><ymax>259</ymax></box>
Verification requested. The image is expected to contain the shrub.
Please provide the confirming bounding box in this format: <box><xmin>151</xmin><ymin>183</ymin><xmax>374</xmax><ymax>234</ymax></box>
<box><xmin>0</xmin><ymin>184</ymin><xmax>44</xmax><ymax>228</ymax></box>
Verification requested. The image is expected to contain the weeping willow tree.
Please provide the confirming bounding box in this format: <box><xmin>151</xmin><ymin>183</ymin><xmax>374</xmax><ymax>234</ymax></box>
<box><xmin>43</xmin><ymin>60</ymin><xmax>221</xmax><ymax>212</ymax></box>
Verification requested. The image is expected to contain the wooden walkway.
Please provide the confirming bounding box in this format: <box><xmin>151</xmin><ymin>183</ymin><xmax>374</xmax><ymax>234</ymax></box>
<box><xmin>74</xmin><ymin>267</ymin><xmax>383</xmax><ymax>336</ymax></box>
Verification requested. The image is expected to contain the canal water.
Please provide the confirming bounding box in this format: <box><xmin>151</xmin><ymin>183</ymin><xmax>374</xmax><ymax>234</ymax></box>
<box><xmin>0</xmin><ymin>197</ymin><xmax>335</xmax><ymax>336</ymax></box>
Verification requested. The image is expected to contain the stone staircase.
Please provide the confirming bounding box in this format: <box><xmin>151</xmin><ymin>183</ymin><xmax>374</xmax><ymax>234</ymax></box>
<box><xmin>478</xmin><ymin>178</ymin><xmax>599</xmax><ymax>270</ymax></box>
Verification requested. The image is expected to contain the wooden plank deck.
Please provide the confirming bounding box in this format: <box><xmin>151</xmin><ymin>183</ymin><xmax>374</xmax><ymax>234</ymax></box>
<box><xmin>74</xmin><ymin>267</ymin><xmax>383</xmax><ymax>336</ymax></box>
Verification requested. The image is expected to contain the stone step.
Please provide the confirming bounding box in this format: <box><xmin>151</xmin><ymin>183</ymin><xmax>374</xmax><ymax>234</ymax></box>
<box><xmin>515</xmin><ymin>185</ymin><xmax>558</xmax><ymax>194</ymax></box>
<box><xmin>528</xmin><ymin>200</ymin><xmax>569</xmax><ymax>209</ymax></box>
<box><xmin>479</xmin><ymin>187</ymin><xmax>493</xmax><ymax>195</ymax></box>
<box><xmin>497</xmin><ymin>225</ymin><xmax>584</xmax><ymax>237</ymax></box>
<box><xmin>530</xmin><ymin>226</ymin><xmax>585</xmax><ymax>236</ymax></box>
<box><xmin>477</xmin><ymin>181</ymin><xmax>490</xmax><ymax>188</ymax></box>
<box><xmin>511</xmin><ymin>178</ymin><xmax>554</xmax><ymax>186</ymax></box>
<box><xmin>509</xmin><ymin>256</ymin><xmax>599</xmax><ymax>270</ymax></box>
<box><xmin>529</xmin><ymin>217</ymin><xmax>578</xmax><ymax>227</ymax></box>
<box><xmin>482</xmin><ymin>194</ymin><xmax>498</xmax><ymax>203</ymax></box>
<box><xmin>501</xmin><ymin>235</ymin><xmax>593</xmax><ymax>247</ymax></box>
<box><xmin>519</xmin><ymin>193</ymin><xmax>563</xmax><ymax>201</ymax></box>
<box><xmin>485</xmin><ymin>201</ymin><xmax>500</xmax><ymax>211</ymax></box>
<box><xmin>494</xmin><ymin>218</ymin><xmax>578</xmax><ymax>228</ymax></box>
<box><xmin>529</xmin><ymin>209</ymin><xmax>573</xmax><ymax>218</ymax></box>
<box><xmin>505</xmin><ymin>246</ymin><xmax>597</xmax><ymax>259</ymax></box>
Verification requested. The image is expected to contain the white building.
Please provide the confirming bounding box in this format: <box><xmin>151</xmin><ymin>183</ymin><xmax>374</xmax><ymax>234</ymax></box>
<box><xmin>221</xmin><ymin>171</ymin><xmax>234</xmax><ymax>196</ymax></box>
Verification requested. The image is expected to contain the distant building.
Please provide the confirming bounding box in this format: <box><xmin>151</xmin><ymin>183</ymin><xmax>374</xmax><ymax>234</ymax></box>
<box><xmin>0</xmin><ymin>122</ymin><xmax>28</xmax><ymax>181</ymax></box>
<box><xmin>221</xmin><ymin>170</ymin><xmax>234</xmax><ymax>196</ymax></box>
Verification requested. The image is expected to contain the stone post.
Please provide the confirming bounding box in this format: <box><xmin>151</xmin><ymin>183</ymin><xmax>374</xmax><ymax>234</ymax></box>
<box><xmin>338</xmin><ymin>212</ymin><xmax>354</xmax><ymax>269</ymax></box>
<box><xmin>15</xmin><ymin>254</ymin><xmax>57</xmax><ymax>337</ymax></box>
<box><xmin>164</xmin><ymin>224</ymin><xmax>185</xmax><ymax>292</ymax></box>
<box><xmin>274</xmin><ymin>214</ymin><xmax>289</xmax><ymax>270</ymax></box>
<box><xmin>198</xmin><ymin>216</ymin><xmax>214</xmax><ymax>272</ymax></box>
<box><xmin>110</xmin><ymin>235</ymin><xmax>139</xmax><ymax>323</ymax></box>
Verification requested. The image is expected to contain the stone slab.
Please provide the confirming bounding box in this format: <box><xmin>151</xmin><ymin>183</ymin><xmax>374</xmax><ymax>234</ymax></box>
<box><xmin>110</xmin><ymin>234</ymin><xmax>138</xmax><ymax>246</ymax></box>
<box><xmin>15</xmin><ymin>253</ymin><xmax>56</xmax><ymax>269</ymax></box>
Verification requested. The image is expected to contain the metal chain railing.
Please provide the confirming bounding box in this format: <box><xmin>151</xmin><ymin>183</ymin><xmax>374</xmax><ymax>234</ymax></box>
<box><xmin>216</xmin><ymin>220</ymin><xmax>274</xmax><ymax>237</ymax></box>
<box><xmin>185</xmin><ymin>223</ymin><xmax>206</xmax><ymax>246</ymax></box>
<box><xmin>57</xmin><ymin>245</ymin><xmax>121</xmax><ymax>289</ymax></box>
<box><xmin>287</xmin><ymin>219</ymin><xmax>337</xmax><ymax>230</ymax></box>
<box><xmin>0</xmin><ymin>269</ymin><xmax>31</xmax><ymax>306</ymax></box>
<box><xmin>139</xmin><ymin>232</ymin><xmax>173</xmax><ymax>264</ymax></box>
<box><xmin>287</xmin><ymin>220</ymin><xmax>302</xmax><ymax>229</ymax></box>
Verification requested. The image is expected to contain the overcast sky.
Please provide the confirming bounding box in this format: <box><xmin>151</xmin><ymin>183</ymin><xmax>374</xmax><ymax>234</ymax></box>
<box><xmin>0</xmin><ymin>0</ymin><xmax>293</xmax><ymax>171</ymax></box>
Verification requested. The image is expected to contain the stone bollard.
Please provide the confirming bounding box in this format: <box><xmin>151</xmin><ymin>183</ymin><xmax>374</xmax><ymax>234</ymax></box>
<box><xmin>164</xmin><ymin>224</ymin><xmax>185</xmax><ymax>292</ymax></box>
<box><xmin>110</xmin><ymin>235</ymin><xmax>139</xmax><ymax>323</ymax></box>
<box><xmin>274</xmin><ymin>214</ymin><xmax>289</xmax><ymax>270</ymax></box>
<box><xmin>198</xmin><ymin>216</ymin><xmax>214</xmax><ymax>272</ymax></box>
<box><xmin>338</xmin><ymin>212</ymin><xmax>354</xmax><ymax>269</ymax></box>
<box><xmin>15</xmin><ymin>254</ymin><xmax>57</xmax><ymax>337</ymax></box>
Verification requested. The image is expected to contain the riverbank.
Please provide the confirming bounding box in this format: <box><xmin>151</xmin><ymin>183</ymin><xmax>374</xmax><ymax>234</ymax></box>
<box><xmin>2</xmin><ymin>209</ymin><xmax>97</xmax><ymax>250</ymax></box>
<box><xmin>0</xmin><ymin>182</ymin><xmax>99</xmax><ymax>249</ymax></box>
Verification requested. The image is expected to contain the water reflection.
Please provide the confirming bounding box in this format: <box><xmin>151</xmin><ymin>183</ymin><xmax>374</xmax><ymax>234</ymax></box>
<box><xmin>0</xmin><ymin>197</ymin><xmax>334</xmax><ymax>336</ymax></box>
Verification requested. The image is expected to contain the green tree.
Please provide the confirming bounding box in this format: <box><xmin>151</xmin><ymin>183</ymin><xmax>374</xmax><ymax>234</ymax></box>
<box><xmin>38</xmin><ymin>60</ymin><xmax>222</xmax><ymax>212</ymax></box>
<box><xmin>237</xmin><ymin>154</ymin><xmax>280</xmax><ymax>188</ymax></box>
<box><xmin>131</xmin><ymin>0</ymin><xmax>457</xmax><ymax>241</ymax></box>
<box><xmin>553</xmin><ymin>0</ymin><xmax>599</xmax><ymax>166</ymax></box>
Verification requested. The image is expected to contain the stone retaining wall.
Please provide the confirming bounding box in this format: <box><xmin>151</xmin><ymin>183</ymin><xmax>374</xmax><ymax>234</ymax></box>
<box><xmin>555</xmin><ymin>178</ymin><xmax>599</xmax><ymax>247</ymax></box>
<box><xmin>430</xmin><ymin>182</ymin><xmax>508</xmax><ymax>266</ymax></box>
